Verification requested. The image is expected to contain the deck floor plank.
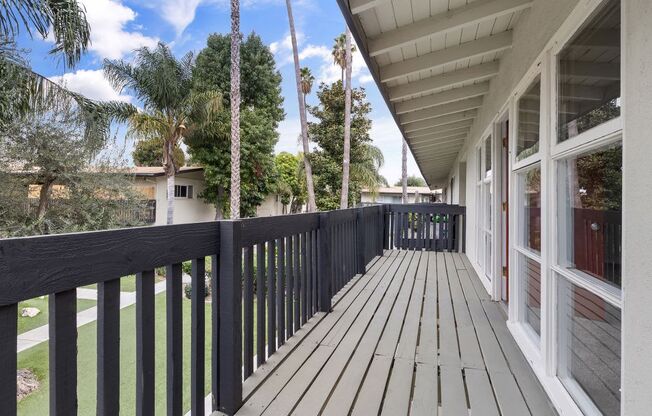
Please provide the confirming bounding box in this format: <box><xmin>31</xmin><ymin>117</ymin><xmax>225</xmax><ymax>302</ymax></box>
<box><xmin>237</xmin><ymin>251</ymin><xmax>556</xmax><ymax>416</ymax></box>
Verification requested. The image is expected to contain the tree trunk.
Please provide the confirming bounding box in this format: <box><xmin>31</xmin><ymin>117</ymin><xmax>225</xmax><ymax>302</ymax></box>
<box><xmin>214</xmin><ymin>185</ymin><xmax>225</xmax><ymax>220</ymax></box>
<box><xmin>286</xmin><ymin>0</ymin><xmax>317</xmax><ymax>212</ymax></box>
<box><xmin>36</xmin><ymin>178</ymin><xmax>54</xmax><ymax>220</ymax></box>
<box><xmin>402</xmin><ymin>139</ymin><xmax>408</xmax><ymax>204</ymax></box>
<box><xmin>230</xmin><ymin>0</ymin><xmax>241</xmax><ymax>219</ymax></box>
<box><xmin>166</xmin><ymin>170</ymin><xmax>175</xmax><ymax>224</ymax></box>
<box><xmin>340</xmin><ymin>26</ymin><xmax>353</xmax><ymax>209</ymax></box>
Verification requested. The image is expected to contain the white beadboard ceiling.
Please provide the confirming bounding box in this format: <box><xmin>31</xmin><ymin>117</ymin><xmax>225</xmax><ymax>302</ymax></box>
<box><xmin>339</xmin><ymin>0</ymin><xmax>531</xmax><ymax>187</ymax></box>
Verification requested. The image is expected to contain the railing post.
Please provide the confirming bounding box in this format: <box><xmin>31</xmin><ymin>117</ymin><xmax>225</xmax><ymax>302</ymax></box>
<box><xmin>383</xmin><ymin>204</ymin><xmax>390</xmax><ymax>251</ymax></box>
<box><xmin>218</xmin><ymin>220</ymin><xmax>243</xmax><ymax>415</ymax></box>
<box><xmin>356</xmin><ymin>208</ymin><xmax>366</xmax><ymax>275</ymax></box>
<box><xmin>318</xmin><ymin>213</ymin><xmax>332</xmax><ymax>313</ymax></box>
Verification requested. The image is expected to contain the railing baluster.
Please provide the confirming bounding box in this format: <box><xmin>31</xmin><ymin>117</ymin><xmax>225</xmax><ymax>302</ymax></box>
<box><xmin>49</xmin><ymin>289</ymin><xmax>77</xmax><ymax>416</ymax></box>
<box><xmin>301</xmin><ymin>232</ymin><xmax>308</xmax><ymax>325</ymax></box>
<box><xmin>267</xmin><ymin>240</ymin><xmax>277</xmax><ymax>355</ymax></box>
<box><xmin>136</xmin><ymin>270</ymin><xmax>155</xmax><ymax>416</ymax></box>
<box><xmin>256</xmin><ymin>243</ymin><xmax>265</xmax><ymax>366</ymax></box>
<box><xmin>306</xmin><ymin>231</ymin><xmax>313</xmax><ymax>316</ymax></box>
<box><xmin>277</xmin><ymin>237</ymin><xmax>285</xmax><ymax>346</ymax></box>
<box><xmin>286</xmin><ymin>235</ymin><xmax>294</xmax><ymax>339</ymax></box>
<box><xmin>218</xmin><ymin>220</ymin><xmax>243</xmax><ymax>414</ymax></box>
<box><xmin>166</xmin><ymin>263</ymin><xmax>183</xmax><ymax>416</ymax></box>
<box><xmin>0</xmin><ymin>304</ymin><xmax>17</xmax><ymax>415</ymax></box>
<box><xmin>438</xmin><ymin>213</ymin><xmax>445</xmax><ymax>252</ymax></box>
<box><xmin>191</xmin><ymin>258</ymin><xmax>206</xmax><ymax>416</ymax></box>
<box><xmin>293</xmin><ymin>234</ymin><xmax>300</xmax><ymax>332</ymax></box>
<box><xmin>97</xmin><ymin>278</ymin><xmax>121</xmax><ymax>416</ymax></box>
<box><xmin>243</xmin><ymin>247</ymin><xmax>254</xmax><ymax>377</ymax></box>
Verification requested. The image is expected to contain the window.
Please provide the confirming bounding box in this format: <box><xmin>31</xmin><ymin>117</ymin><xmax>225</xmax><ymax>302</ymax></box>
<box><xmin>557</xmin><ymin>144</ymin><xmax>622</xmax><ymax>289</ymax></box>
<box><xmin>519</xmin><ymin>253</ymin><xmax>541</xmax><ymax>336</ymax></box>
<box><xmin>174</xmin><ymin>185</ymin><xmax>194</xmax><ymax>199</ymax></box>
<box><xmin>557</xmin><ymin>0</ymin><xmax>620</xmax><ymax>143</ymax></box>
<box><xmin>557</xmin><ymin>278</ymin><xmax>621</xmax><ymax>416</ymax></box>
<box><xmin>517</xmin><ymin>77</ymin><xmax>541</xmax><ymax>161</ymax></box>
<box><xmin>484</xmin><ymin>136</ymin><xmax>492</xmax><ymax>177</ymax></box>
<box><xmin>518</xmin><ymin>167</ymin><xmax>541</xmax><ymax>254</ymax></box>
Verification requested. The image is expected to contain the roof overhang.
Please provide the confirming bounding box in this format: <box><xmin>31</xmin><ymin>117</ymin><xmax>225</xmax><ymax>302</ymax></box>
<box><xmin>337</xmin><ymin>0</ymin><xmax>532</xmax><ymax>188</ymax></box>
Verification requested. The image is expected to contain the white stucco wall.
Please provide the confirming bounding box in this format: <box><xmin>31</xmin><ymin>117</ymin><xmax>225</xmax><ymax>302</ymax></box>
<box><xmin>256</xmin><ymin>193</ymin><xmax>285</xmax><ymax>217</ymax></box>
<box><xmin>147</xmin><ymin>174</ymin><xmax>216</xmax><ymax>225</ymax></box>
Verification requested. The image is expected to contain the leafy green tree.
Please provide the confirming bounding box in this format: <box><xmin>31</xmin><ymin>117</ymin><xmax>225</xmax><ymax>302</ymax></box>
<box><xmin>394</xmin><ymin>175</ymin><xmax>426</xmax><ymax>187</ymax></box>
<box><xmin>0</xmin><ymin>104</ymin><xmax>145</xmax><ymax>237</ymax></box>
<box><xmin>308</xmin><ymin>81</ymin><xmax>384</xmax><ymax>210</ymax></box>
<box><xmin>187</xmin><ymin>33</ymin><xmax>283</xmax><ymax>218</ymax></box>
<box><xmin>275</xmin><ymin>152</ymin><xmax>306</xmax><ymax>213</ymax></box>
<box><xmin>132</xmin><ymin>136</ymin><xmax>185</xmax><ymax>168</ymax></box>
<box><xmin>0</xmin><ymin>1</ymin><xmax>133</xmax><ymax>143</ymax></box>
<box><xmin>103</xmin><ymin>42</ymin><xmax>222</xmax><ymax>224</ymax></box>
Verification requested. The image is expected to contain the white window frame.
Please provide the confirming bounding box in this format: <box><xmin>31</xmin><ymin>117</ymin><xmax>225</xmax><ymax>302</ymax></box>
<box><xmin>174</xmin><ymin>184</ymin><xmax>194</xmax><ymax>199</ymax></box>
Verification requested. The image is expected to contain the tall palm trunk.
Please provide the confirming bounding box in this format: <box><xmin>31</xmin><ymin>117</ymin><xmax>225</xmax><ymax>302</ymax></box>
<box><xmin>165</xmin><ymin>140</ymin><xmax>176</xmax><ymax>224</ymax></box>
<box><xmin>340</xmin><ymin>27</ymin><xmax>353</xmax><ymax>209</ymax></box>
<box><xmin>402</xmin><ymin>139</ymin><xmax>408</xmax><ymax>204</ymax></box>
<box><xmin>230</xmin><ymin>0</ymin><xmax>241</xmax><ymax>219</ymax></box>
<box><xmin>286</xmin><ymin>0</ymin><xmax>317</xmax><ymax>212</ymax></box>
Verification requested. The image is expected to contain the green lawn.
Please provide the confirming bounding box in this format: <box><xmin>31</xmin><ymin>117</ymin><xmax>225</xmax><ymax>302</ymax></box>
<box><xmin>84</xmin><ymin>273</ymin><xmax>166</xmax><ymax>292</ymax></box>
<box><xmin>17</xmin><ymin>293</ymin><xmax>258</xmax><ymax>415</ymax></box>
<box><xmin>18</xmin><ymin>298</ymin><xmax>97</xmax><ymax>335</ymax></box>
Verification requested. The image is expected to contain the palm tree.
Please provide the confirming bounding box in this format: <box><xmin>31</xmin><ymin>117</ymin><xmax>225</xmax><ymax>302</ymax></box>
<box><xmin>103</xmin><ymin>43</ymin><xmax>221</xmax><ymax>225</ymax></box>
<box><xmin>300</xmin><ymin>67</ymin><xmax>314</xmax><ymax>107</ymax></box>
<box><xmin>351</xmin><ymin>143</ymin><xmax>385</xmax><ymax>197</ymax></box>
<box><xmin>332</xmin><ymin>33</ymin><xmax>356</xmax><ymax>82</ymax></box>
<box><xmin>230</xmin><ymin>0</ymin><xmax>241</xmax><ymax>219</ymax></box>
<box><xmin>285</xmin><ymin>0</ymin><xmax>317</xmax><ymax>212</ymax></box>
<box><xmin>0</xmin><ymin>1</ymin><xmax>130</xmax><ymax>145</ymax></box>
<box><xmin>339</xmin><ymin>27</ymin><xmax>353</xmax><ymax>209</ymax></box>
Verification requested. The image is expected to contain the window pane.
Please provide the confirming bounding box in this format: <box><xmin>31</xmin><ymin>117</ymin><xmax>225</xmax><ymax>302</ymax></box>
<box><xmin>517</xmin><ymin>78</ymin><xmax>541</xmax><ymax>160</ymax></box>
<box><xmin>557</xmin><ymin>0</ymin><xmax>620</xmax><ymax>142</ymax></box>
<box><xmin>518</xmin><ymin>167</ymin><xmax>541</xmax><ymax>253</ymax></box>
<box><xmin>557</xmin><ymin>144</ymin><xmax>622</xmax><ymax>288</ymax></box>
<box><xmin>519</xmin><ymin>254</ymin><xmax>541</xmax><ymax>337</ymax></box>
<box><xmin>558</xmin><ymin>278</ymin><xmax>621</xmax><ymax>415</ymax></box>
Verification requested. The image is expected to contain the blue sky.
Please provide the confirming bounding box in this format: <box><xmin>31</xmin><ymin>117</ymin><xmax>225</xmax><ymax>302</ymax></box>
<box><xmin>19</xmin><ymin>0</ymin><xmax>421</xmax><ymax>185</ymax></box>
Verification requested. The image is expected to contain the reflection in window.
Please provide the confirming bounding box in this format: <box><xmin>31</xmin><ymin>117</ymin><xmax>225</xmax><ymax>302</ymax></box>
<box><xmin>557</xmin><ymin>0</ymin><xmax>620</xmax><ymax>142</ymax></box>
<box><xmin>558</xmin><ymin>278</ymin><xmax>621</xmax><ymax>415</ymax></box>
<box><xmin>519</xmin><ymin>254</ymin><xmax>541</xmax><ymax>337</ymax></box>
<box><xmin>557</xmin><ymin>144</ymin><xmax>622</xmax><ymax>288</ymax></box>
<box><xmin>519</xmin><ymin>167</ymin><xmax>541</xmax><ymax>253</ymax></box>
<box><xmin>484</xmin><ymin>136</ymin><xmax>492</xmax><ymax>177</ymax></box>
<box><xmin>517</xmin><ymin>78</ymin><xmax>541</xmax><ymax>160</ymax></box>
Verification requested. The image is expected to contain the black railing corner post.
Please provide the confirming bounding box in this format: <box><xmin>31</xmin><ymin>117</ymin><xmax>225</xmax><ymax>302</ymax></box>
<box><xmin>318</xmin><ymin>212</ymin><xmax>332</xmax><ymax>313</ymax></box>
<box><xmin>217</xmin><ymin>220</ymin><xmax>243</xmax><ymax>415</ymax></box>
<box><xmin>356</xmin><ymin>208</ymin><xmax>366</xmax><ymax>275</ymax></box>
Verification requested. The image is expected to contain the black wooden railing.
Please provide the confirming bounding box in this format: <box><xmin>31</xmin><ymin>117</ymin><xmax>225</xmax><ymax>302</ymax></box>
<box><xmin>0</xmin><ymin>203</ymin><xmax>461</xmax><ymax>415</ymax></box>
<box><xmin>384</xmin><ymin>203</ymin><xmax>466</xmax><ymax>252</ymax></box>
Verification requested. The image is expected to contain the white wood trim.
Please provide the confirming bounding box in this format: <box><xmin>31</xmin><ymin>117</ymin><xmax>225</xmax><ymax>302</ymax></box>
<box><xmin>403</xmin><ymin>110</ymin><xmax>477</xmax><ymax>133</ymax></box>
<box><xmin>400</xmin><ymin>97</ymin><xmax>484</xmax><ymax>124</ymax></box>
<box><xmin>379</xmin><ymin>32</ymin><xmax>513</xmax><ymax>83</ymax></box>
<box><xmin>389</xmin><ymin>63</ymin><xmax>499</xmax><ymax>102</ymax></box>
<box><xmin>349</xmin><ymin>0</ymin><xmax>390</xmax><ymax>15</ymax></box>
<box><xmin>395</xmin><ymin>83</ymin><xmax>490</xmax><ymax>114</ymax></box>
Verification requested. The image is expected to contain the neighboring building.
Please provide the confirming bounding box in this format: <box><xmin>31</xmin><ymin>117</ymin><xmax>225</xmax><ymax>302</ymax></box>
<box><xmin>132</xmin><ymin>166</ymin><xmax>286</xmax><ymax>224</ymax></box>
<box><xmin>360</xmin><ymin>186</ymin><xmax>441</xmax><ymax>204</ymax></box>
<box><xmin>341</xmin><ymin>0</ymin><xmax>648</xmax><ymax>414</ymax></box>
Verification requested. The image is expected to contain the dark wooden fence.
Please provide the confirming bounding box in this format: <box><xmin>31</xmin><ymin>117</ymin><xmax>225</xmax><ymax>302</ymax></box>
<box><xmin>0</xmin><ymin>204</ymin><xmax>399</xmax><ymax>416</ymax></box>
<box><xmin>384</xmin><ymin>203</ymin><xmax>466</xmax><ymax>252</ymax></box>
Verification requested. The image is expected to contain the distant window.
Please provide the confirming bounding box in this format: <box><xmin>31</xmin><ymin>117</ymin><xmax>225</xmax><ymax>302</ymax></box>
<box><xmin>174</xmin><ymin>185</ymin><xmax>193</xmax><ymax>199</ymax></box>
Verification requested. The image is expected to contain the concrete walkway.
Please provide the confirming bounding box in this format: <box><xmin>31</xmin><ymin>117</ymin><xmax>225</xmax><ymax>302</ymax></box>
<box><xmin>17</xmin><ymin>281</ymin><xmax>168</xmax><ymax>353</ymax></box>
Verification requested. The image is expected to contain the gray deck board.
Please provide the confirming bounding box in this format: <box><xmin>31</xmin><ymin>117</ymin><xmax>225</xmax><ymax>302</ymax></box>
<box><xmin>236</xmin><ymin>250</ymin><xmax>556</xmax><ymax>416</ymax></box>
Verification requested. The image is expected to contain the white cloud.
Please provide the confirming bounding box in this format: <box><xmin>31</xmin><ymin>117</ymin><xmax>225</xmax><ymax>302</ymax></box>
<box><xmin>49</xmin><ymin>70</ymin><xmax>132</xmax><ymax>103</ymax></box>
<box><xmin>160</xmin><ymin>0</ymin><xmax>203</xmax><ymax>35</ymax></box>
<box><xmin>79</xmin><ymin>0</ymin><xmax>158</xmax><ymax>60</ymax></box>
<box><xmin>359</xmin><ymin>74</ymin><xmax>374</xmax><ymax>84</ymax></box>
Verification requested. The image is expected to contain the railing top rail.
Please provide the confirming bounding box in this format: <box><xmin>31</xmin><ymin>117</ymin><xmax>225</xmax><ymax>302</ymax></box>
<box><xmin>0</xmin><ymin>221</ymin><xmax>220</xmax><ymax>306</ymax></box>
<box><xmin>240</xmin><ymin>212</ymin><xmax>320</xmax><ymax>247</ymax></box>
<box><xmin>327</xmin><ymin>207</ymin><xmax>358</xmax><ymax>225</ymax></box>
<box><xmin>388</xmin><ymin>203</ymin><xmax>466</xmax><ymax>215</ymax></box>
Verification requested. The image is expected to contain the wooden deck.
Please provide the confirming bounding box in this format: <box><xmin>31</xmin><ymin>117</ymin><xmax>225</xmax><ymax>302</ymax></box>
<box><xmin>236</xmin><ymin>250</ymin><xmax>556</xmax><ymax>416</ymax></box>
